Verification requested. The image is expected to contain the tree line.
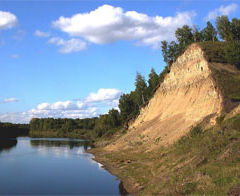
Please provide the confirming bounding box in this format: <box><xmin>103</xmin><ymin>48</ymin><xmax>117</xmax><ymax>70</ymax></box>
<box><xmin>0</xmin><ymin>122</ymin><xmax>29</xmax><ymax>139</ymax></box>
<box><xmin>161</xmin><ymin>16</ymin><xmax>240</xmax><ymax>69</ymax></box>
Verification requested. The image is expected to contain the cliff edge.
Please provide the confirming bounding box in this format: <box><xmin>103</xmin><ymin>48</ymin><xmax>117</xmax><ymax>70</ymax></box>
<box><xmin>106</xmin><ymin>43</ymin><xmax>240</xmax><ymax>151</ymax></box>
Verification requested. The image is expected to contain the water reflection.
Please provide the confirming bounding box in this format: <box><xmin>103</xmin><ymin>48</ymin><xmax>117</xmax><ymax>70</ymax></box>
<box><xmin>0</xmin><ymin>137</ymin><xmax>128</xmax><ymax>195</ymax></box>
<box><xmin>30</xmin><ymin>138</ymin><xmax>93</xmax><ymax>151</ymax></box>
<box><xmin>0</xmin><ymin>139</ymin><xmax>17</xmax><ymax>152</ymax></box>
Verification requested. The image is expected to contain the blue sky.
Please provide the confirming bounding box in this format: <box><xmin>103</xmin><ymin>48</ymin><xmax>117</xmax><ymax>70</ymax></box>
<box><xmin>0</xmin><ymin>0</ymin><xmax>239</xmax><ymax>123</ymax></box>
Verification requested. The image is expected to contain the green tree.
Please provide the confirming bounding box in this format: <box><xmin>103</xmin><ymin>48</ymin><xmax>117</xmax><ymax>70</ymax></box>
<box><xmin>161</xmin><ymin>41</ymin><xmax>178</xmax><ymax>69</ymax></box>
<box><xmin>119</xmin><ymin>92</ymin><xmax>138</xmax><ymax>122</ymax></box>
<box><xmin>135</xmin><ymin>72</ymin><xmax>148</xmax><ymax>106</ymax></box>
<box><xmin>161</xmin><ymin>40</ymin><xmax>169</xmax><ymax>64</ymax></box>
<box><xmin>148</xmin><ymin>68</ymin><xmax>159</xmax><ymax>97</ymax></box>
<box><xmin>107</xmin><ymin>109</ymin><xmax>121</xmax><ymax>127</ymax></box>
<box><xmin>192</xmin><ymin>25</ymin><xmax>203</xmax><ymax>42</ymax></box>
<box><xmin>201</xmin><ymin>21</ymin><xmax>218</xmax><ymax>42</ymax></box>
<box><xmin>216</xmin><ymin>16</ymin><xmax>232</xmax><ymax>41</ymax></box>
<box><xmin>175</xmin><ymin>25</ymin><xmax>193</xmax><ymax>47</ymax></box>
<box><xmin>231</xmin><ymin>18</ymin><xmax>240</xmax><ymax>41</ymax></box>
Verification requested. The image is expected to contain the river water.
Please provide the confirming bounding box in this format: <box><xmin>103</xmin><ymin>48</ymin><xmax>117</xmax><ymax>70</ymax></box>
<box><xmin>0</xmin><ymin>137</ymin><xmax>126</xmax><ymax>195</ymax></box>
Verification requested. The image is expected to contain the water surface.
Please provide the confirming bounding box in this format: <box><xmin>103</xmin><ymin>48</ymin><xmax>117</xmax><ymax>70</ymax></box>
<box><xmin>0</xmin><ymin>137</ymin><xmax>126</xmax><ymax>195</ymax></box>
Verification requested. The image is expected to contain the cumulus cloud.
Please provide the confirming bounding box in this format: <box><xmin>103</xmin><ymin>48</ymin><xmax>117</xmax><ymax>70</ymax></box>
<box><xmin>0</xmin><ymin>88</ymin><xmax>122</xmax><ymax>123</ymax></box>
<box><xmin>48</xmin><ymin>37</ymin><xmax>87</xmax><ymax>53</ymax></box>
<box><xmin>52</xmin><ymin>4</ymin><xmax>195</xmax><ymax>48</ymax></box>
<box><xmin>0</xmin><ymin>10</ymin><xmax>17</xmax><ymax>30</ymax></box>
<box><xmin>205</xmin><ymin>3</ymin><xmax>238</xmax><ymax>21</ymax></box>
<box><xmin>2</xmin><ymin>97</ymin><xmax>19</xmax><ymax>103</ymax></box>
<box><xmin>36</xmin><ymin>100</ymin><xmax>84</xmax><ymax>110</ymax></box>
<box><xmin>86</xmin><ymin>88</ymin><xmax>121</xmax><ymax>103</ymax></box>
<box><xmin>34</xmin><ymin>30</ymin><xmax>50</xmax><ymax>38</ymax></box>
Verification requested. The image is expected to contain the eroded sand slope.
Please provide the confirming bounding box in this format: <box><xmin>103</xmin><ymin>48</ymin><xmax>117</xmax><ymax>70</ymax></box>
<box><xmin>107</xmin><ymin>44</ymin><xmax>224</xmax><ymax>151</ymax></box>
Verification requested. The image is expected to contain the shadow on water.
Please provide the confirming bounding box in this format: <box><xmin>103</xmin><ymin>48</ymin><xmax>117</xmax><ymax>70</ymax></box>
<box><xmin>0</xmin><ymin>139</ymin><xmax>17</xmax><ymax>152</ymax></box>
<box><xmin>119</xmin><ymin>181</ymin><xmax>129</xmax><ymax>195</ymax></box>
<box><xmin>30</xmin><ymin>139</ymin><xmax>93</xmax><ymax>151</ymax></box>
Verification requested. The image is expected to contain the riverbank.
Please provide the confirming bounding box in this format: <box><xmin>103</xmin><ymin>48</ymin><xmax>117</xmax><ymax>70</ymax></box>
<box><xmin>90</xmin><ymin>147</ymin><xmax>143</xmax><ymax>195</ymax></box>
<box><xmin>89</xmin><ymin>114</ymin><xmax>240</xmax><ymax>195</ymax></box>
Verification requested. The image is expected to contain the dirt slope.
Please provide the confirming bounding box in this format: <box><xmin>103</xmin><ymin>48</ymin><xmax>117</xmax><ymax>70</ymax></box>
<box><xmin>106</xmin><ymin>44</ymin><xmax>229</xmax><ymax>151</ymax></box>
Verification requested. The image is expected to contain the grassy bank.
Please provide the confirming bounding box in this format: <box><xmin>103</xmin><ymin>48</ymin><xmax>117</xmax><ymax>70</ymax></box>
<box><xmin>90</xmin><ymin>113</ymin><xmax>240</xmax><ymax>195</ymax></box>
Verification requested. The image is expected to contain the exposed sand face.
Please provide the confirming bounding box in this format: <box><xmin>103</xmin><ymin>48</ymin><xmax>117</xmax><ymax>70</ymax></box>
<box><xmin>106</xmin><ymin>44</ymin><xmax>223</xmax><ymax>151</ymax></box>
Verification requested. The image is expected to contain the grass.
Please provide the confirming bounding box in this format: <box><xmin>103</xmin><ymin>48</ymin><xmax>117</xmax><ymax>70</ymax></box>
<box><xmin>198</xmin><ymin>41</ymin><xmax>240</xmax><ymax>102</ymax></box>
<box><xmin>210</xmin><ymin>65</ymin><xmax>240</xmax><ymax>101</ymax></box>
<box><xmin>94</xmin><ymin>112</ymin><xmax>240</xmax><ymax>195</ymax></box>
<box><xmin>199</xmin><ymin>42</ymin><xmax>227</xmax><ymax>64</ymax></box>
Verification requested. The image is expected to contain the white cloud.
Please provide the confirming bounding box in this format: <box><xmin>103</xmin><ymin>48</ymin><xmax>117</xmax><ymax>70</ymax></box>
<box><xmin>0</xmin><ymin>88</ymin><xmax>122</xmax><ymax>123</ymax></box>
<box><xmin>34</xmin><ymin>30</ymin><xmax>50</xmax><ymax>38</ymax></box>
<box><xmin>52</xmin><ymin>4</ymin><xmax>195</xmax><ymax>48</ymax></box>
<box><xmin>2</xmin><ymin>97</ymin><xmax>18</xmax><ymax>103</ymax></box>
<box><xmin>48</xmin><ymin>37</ymin><xmax>87</xmax><ymax>53</ymax></box>
<box><xmin>0</xmin><ymin>10</ymin><xmax>17</xmax><ymax>30</ymax></box>
<box><xmin>205</xmin><ymin>3</ymin><xmax>238</xmax><ymax>21</ymax></box>
<box><xmin>86</xmin><ymin>88</ymin><xmax>121</xmax><ymax>103</ymax></box>
<box><xmin>36</xmin><ymin>100</ymin><xmax>83</xmax><ymax>110</ymax></box>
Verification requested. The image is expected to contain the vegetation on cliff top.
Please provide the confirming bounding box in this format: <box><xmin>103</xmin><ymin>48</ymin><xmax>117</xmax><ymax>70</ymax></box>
<box><xmin>161</xmin><ymin>16</ymin><xmax>240</xmax><ymax>69</ymax></box>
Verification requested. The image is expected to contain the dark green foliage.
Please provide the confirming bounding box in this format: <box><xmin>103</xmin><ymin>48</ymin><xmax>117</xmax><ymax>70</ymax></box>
<box><xmin>30</xmin><ymin>117</ymin><xmax>97</xmax><ymax>132</ymax></box>
<box><xmin>29</xmin><ymin>117</ymin><xmax>98</xmax><ymax>139</ymax></box>
<box><xmin>161</xmin><ymin>41</ymin><xmax>169</xmax><ymax>65</ymax></box>
<box><xmin>199</xmin><ymin>41</ymin><xmax>240</xmax><ymax>69</ymax></box>
<box><xmin>135</xmin><ymin>72</ymin><xmax>148</xmax><ymax>106</ymax></box>
<box><xmin>119</xmin><ymin>91</ymin><xmax>139</xmax><ymax>122</ymax></box>
<box><xmin>175</xmin><ymin>25</ymin><xmax>194</xmax><ymax>47</ymax></box>
<box><xmin>94</xmin><ymin>109</ymin><xmax>121</xmax><ymax>137</ymax></box>
<box><xmin>0</xmin><ymin>122</ymin><xmax>29</xmax><ymax>139</ymax></box>
<box><xmin>201</xmin><ymin>21</ymin><xmax>218</xmax><ymax>42</ymax></box>
<box><xmin>224</xmin><ymin>41</ymin><xmax>240</xmax><ymax>69</ymax></box>
<box><xmin>193</xmin><ymin>25</ymin><xmax>203</xmax><ymax>42</ymax></box>
<box><xmin>148</xmin><ymin>68</ymin><xmax>159</xmax><ymax>97</ymax></box>
<box><xmin>216</xmin><ymin>16</ymin><xmax>232</xmax><ymax>41</ymax></box>
<box><xmin>161</xmin><ymin>41</ymin><xmax>181</xmax><ymax>66</ymax></box>
<box><xmin>216</xmin><ymin>16</ymin><xmax>240</xmax><ymax>42</ymax></box>
<box><xmin>224</xmin><ymin>114</ymin><xmax>240</xmax><ymax>131</ymax></box>
<box><xmin>199</xmin><ymin>42</ymin><xmax>227</xmax><ymax>63</ymax></box>
<box><xmin>209</xmin><ymin>63</ymin><xmax>240</xmax><ymax>100</ymax></box>
<box><xmin>189</xmin><ymin>126</ymin><xmax>203</xmax><ymax>137</ymax></box>
<box><xmin>231</xmin><ymin>18</ymin><xmax>240</xmax><ymax>41</ymax></box>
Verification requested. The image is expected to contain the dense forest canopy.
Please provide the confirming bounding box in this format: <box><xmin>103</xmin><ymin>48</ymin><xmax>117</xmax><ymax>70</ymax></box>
<box><xmin>0</xmin><ymin>122</ymin><xmax>29</xmax><ymax>139</ymax></box>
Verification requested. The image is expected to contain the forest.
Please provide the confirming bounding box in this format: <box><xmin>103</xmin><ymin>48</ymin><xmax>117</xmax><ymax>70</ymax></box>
<box><xmin>0</xmin><ymin>122</ymin><xmax>29</xmax><ymax>139</ymax></box>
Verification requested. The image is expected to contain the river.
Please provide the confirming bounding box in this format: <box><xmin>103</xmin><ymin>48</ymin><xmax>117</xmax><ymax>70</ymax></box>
<box><xmin>0</xmin><ymin>137</ymin><xmax>127</xmax><ymax>195</ymax></box>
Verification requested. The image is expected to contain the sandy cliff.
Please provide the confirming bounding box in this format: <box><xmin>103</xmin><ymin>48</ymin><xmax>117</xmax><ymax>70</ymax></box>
<box><xmin>106</xmin><ymin>44</ymin><xmax>238</xmax><ymax>151</ymax></box>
